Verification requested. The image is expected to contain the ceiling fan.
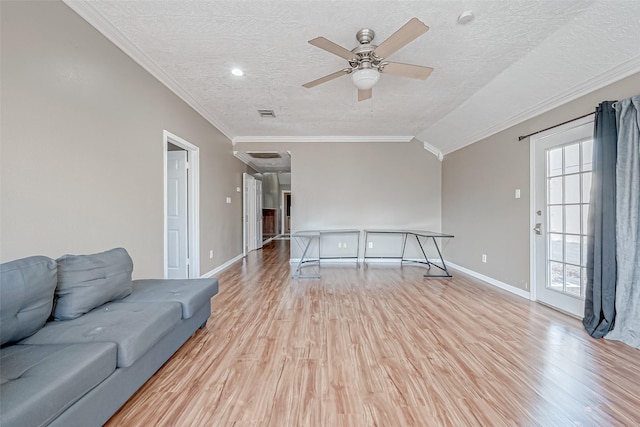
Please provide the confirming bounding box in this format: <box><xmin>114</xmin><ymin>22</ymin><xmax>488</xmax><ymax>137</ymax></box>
<box><xmin>302</xmin><ymin>18</ymin><xmax>434</xmax><ymax>101</ymax></box>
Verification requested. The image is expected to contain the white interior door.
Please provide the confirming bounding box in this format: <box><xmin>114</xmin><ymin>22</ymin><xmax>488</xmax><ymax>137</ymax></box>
<box><xmin>167</xmin><ymin>150</ymin><xmax>189</xmax><ymax>278</ymax></box>
<box><xmin>243</xmin><ymin>173</ymin><xmax>257</xmax><ymax>253</ymax></box>
<box><xmin>256</xmin><ymin>179</ymin><xmax>263</xmax><ymax>249</ymax></box>
<box><xmin>532</xmin><ymin>116</ymin><xmax>594</xmax><ymax>317</ymax></box>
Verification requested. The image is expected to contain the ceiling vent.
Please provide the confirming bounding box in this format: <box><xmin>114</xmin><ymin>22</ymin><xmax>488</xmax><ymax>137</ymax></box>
<box><xmin>248</xmin><ymin>152</ymin><xmax>281</xmax><ymax>159</ymax></box>
<box><xmin>257</xmin><ymin>109</ymin><xmax>276</xmax><ymax>118</ymax></box>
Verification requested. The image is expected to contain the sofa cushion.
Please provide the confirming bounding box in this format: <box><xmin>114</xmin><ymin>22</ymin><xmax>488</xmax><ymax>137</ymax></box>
<box><xmin>0</xmin><ymin>256</ymin><xmax>57</xmax><ymax>345</ymax></box>
<box><xmin>21</xmin><ymin>301</ymin><xmax>181</xmax><ymax>368</ymax></box>
<box><xmin>0</xmin><ymin>342</ymin><xmax>117</xmax><ymax>427</ymax></box>
<box><xmin>126</xmin><ymin>278</ymin><xmax>219</xmax><ymax>319</ymax></box>
<box><xmin>54</xmin><ymin>247</ymin><xmax>133</xmax><ymax>320</ymax></box>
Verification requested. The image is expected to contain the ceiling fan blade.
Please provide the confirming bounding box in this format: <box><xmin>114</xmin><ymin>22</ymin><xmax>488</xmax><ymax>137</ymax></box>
<box><xmin>381</xmin><ymin>62</ymin><xmax>434</xmax><ymax>80</ymax></box>
<box><xmin>302</xmin><ymin>69</ymin><xmax>350</xmax><ymax>88</ymax></box>
<box><xmin>373</xmin><ymin>18</ymin><xmax>429</xmax><ymax>59</ymax></box>
<box><xmin>308</xmin><ymin>37</ymin><xmax>357</xmax><ymax>61</ymax></box>
<box><xmin>358</xmin><ymin>88</ymin><xmax>372</xmax><ymax>102</ymax></box>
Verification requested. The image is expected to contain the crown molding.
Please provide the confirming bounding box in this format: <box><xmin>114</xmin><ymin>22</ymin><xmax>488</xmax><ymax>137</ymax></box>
<box><xmin>232</xmin><ymin>135</ymin><xmax>414</xmax><ymax>145</ymax></box>
<box><xmin>421</xmin><ymin>140</ymin><xmax>444</xmax><ymax>162</ymax></box>
<box><xmin>63</xmin><ymin>0</ymin><xmax>235</xmax><ymax>141</ymax></box>
<box><xmin>439</xmin><ymin>54</ymin><xmax>640</xmax><ymax>155</ymax></box>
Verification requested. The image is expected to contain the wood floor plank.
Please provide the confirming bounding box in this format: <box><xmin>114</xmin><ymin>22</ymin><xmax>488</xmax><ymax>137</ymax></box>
<box><xmin>106</xmin><ymin>240</ymin><xmax>640</xmax><ymax>426</ymax></box>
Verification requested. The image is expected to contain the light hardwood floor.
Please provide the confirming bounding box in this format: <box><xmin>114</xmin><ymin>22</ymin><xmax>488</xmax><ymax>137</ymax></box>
<box><xmin>107</xmin><ymin>240</ymin><xmax>640</xmax><ymax>426</ymax></box>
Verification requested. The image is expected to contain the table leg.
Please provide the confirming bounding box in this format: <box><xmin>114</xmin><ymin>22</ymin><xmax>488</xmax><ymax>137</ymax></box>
<box><xmin>292</xmin><ymin>235</ymin><xmax>320</xmax><ymax>279</ymax></box>
<box><xmin>423</xmin><ymin>236</ymin><xmax>452</xmax><ymax>278</ymax></box>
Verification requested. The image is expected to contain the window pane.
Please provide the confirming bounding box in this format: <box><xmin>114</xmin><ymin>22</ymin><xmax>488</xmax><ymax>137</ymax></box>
<box><xmin>565</xmin><ymin>235</ymin><xmax>580</xmax><ymax>265</ymax></box>
<box><xmin>565</xmin><ymin>174</ymin><xmax>580</xmax><ymax>204</ymax></box>
<box><xmin>582</xmin><ymin>172</ymin><xmax>592</xmax><ymax>203</ymax></box>
<box><xmin>582</xmin><ymin>205</ymin><xmax>590</xmax><ymax>235</ymax></box>
<box><xmin>565</xmin><ymin>143</ymin><xmax>580</xmax><ymax>174</ymax></box>
<box><xmin>549</xmin><ymin>233</ymin><xmax>563</xmax><ymax>261</ymax></box>
<box><xmin>549</xmin><ymin>177</ymin><xmax>563</xmax><ymax>204</ymax></box>
<box><xmin>582</xmin><ymin>236</ymin><xmax>588</xmax><ymax>266</ymax></box>
<box><xmin>566</xmin><ymin>264</ymin><xmax>581</xmax><ymax>296</ymax></box>
<box><xmin>582</xmin><ymin>139</ymin><xmax>593</xmax><ymax>171</ymax></box>
<box><xmin>548</xmin><ymin>148</ymin><xmax>563</xmax><ymax>176</ymax></box>
<box><xmin>566</xmin><ymin>205</ymin><xmax>580</xmax><ymax>234</ymax></box>
<box><xmin>549</xmin><ymin>206</ymin><xmax>563</xmax><ymax>232</ymax></box>
<box><xmin>582</xmin><ymin>267</ymin><xmax>587</xmax><ymax>295</ymax></box>
<box><xmin>549</xmin><ymin>261</ymin><xmax>564</xmax><ymax>291</ymax></box>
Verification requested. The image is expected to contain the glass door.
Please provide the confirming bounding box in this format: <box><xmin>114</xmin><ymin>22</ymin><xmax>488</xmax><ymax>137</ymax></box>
<box><xmin>533</xmin><ymin>117</ymin><xmax>593</xmax><ymax>317</ymax></box>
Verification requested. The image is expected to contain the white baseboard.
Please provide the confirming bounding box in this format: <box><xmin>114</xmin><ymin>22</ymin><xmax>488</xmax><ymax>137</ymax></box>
<box><xmin>289</xmin><ymin>258</ymin><xmax>359</xmax><ymax>264</ymax></box>
<box><xmin>445</xmin><ymin>261</ymin><xmax>531</xmax><ymax>300</ymax></box>
<box><xmin>201</xmin><ymin>253</ymin><xmax>243</xmax><ymax>278</ymax></box>
<box><xmin>288</xmin><ymin>257</ymin><xmax>439</xmax><ymax>264</ymax></box>
<box><xmin>287</xmin><ymin>258</ymin><xmax>530</xmax><ymax>300</ymax></box>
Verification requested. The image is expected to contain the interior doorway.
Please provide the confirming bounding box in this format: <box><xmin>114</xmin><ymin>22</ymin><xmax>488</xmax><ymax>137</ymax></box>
<box><xmin>281</xmin><ymin>190</ymin><xmax>291</xmax><ymax>235</ymax></box>
<box><xmin>164</xmin><ymin>130</ymin><xmax>199</xmax><ymax>279</ymax></box>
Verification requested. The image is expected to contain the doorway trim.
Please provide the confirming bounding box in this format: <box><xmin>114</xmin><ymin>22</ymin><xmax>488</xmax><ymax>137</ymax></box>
<box><xmin>163</xmin><ymin>130</ymin><xmax>200</xmax><ymax>278</ymax></box>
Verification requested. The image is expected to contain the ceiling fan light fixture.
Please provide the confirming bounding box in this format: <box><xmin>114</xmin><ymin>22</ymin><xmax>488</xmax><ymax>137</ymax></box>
<box><xmin>351</xmin><ymin>68</ymin><xmax>380</xmax><ymax>90</ymax></box>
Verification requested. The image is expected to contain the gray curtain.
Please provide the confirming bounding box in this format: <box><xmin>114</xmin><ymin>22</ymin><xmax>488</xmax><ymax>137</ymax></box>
<box><xmin>583</xmin><ymin>101</ymin><xmax>617</xmax><ymax>338</ymax></box>
<box><xmin>605</xmin><ymin>95</ymin><xmax>640</xmax><ymax>348</ymax></box>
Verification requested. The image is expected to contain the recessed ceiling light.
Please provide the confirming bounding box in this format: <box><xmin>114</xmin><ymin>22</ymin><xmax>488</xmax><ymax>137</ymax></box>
<box><xmin>458</xmin><ymin>11</ymin><xmax>474</xmax><ymax>25</ymax></box>
<box><xmin>231</xmin><ymin>68</ymin><xmax>244</xmax><ymax>76</ymax></box>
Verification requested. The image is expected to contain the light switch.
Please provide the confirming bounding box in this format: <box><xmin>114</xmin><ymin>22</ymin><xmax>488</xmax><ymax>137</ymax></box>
<box><xmin>515</xmin><ymin>189</ymin><xmax>521</xmax><ymax>199</ymax></box>
<box><xmin>226</xmin><ymin>197</ymin><xmax>231</xmax><ymax>204</ymax></box>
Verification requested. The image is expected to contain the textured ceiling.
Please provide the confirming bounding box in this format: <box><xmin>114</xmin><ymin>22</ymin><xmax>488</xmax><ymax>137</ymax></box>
<box><xmin>67</xmin><ymin>0</ymin><xmax>640</xmax><ymax>157</ymax></box>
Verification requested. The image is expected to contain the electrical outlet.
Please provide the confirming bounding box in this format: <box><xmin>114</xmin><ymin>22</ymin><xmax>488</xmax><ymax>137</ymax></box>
<box><xmin>209</xmin><ymin>250</ymin><xmax>214</xmax><ymax>259</ymax></box>
<box><xmin>482</xmin><ymin>254</ymin><xmax>487</xmax><ymax>263</ymax></box>
<box><xmin>343</xmin><ymin>242</ymin><xmax>347</xmax><ymax>248</ymax></box>
<box><xmin>337</xmin><ymin>242</ymin><xmax>342</xmax><ymax>248</ymax></box>
<box><xmin>226</xmin><ymin>197</ymin><xmax>231</xmax><ymax>204</ymax></box>
<box><xmin>368</xmin><ymin>242</ymin><xmax>374</xmax><ymax>249</ymax></box>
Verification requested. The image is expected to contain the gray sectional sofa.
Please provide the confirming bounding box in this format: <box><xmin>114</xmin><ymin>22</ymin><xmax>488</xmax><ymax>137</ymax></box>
<box><xmin>0</xmin><ymin>248</ymin><xmax>219</xmax><ymax>427</ymax></box>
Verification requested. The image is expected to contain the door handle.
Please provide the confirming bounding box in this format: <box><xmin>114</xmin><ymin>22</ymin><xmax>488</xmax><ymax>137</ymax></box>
<box><xmin>533</xmin><ymin>223</ymin><xmax>542</xmax><ymax>235</ymax></box>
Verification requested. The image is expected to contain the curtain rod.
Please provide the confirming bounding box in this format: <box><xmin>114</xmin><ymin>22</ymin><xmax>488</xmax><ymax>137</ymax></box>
<box><xmin>518</xmin><ymin>111</ymin><xmax>595</xmax><ymax>141</ymax></box>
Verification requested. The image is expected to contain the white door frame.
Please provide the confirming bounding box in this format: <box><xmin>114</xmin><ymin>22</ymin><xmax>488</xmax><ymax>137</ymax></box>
<box><xmin>163</xmin><ymin>130</ymin><xmax>200</xmax><ymax>278</ymax></box>
<box><xmin>242</xmin><ymin>173</ymin><xmax>254</xmax><ymax>256</ymax></box>
<box><xmin>529</xmin><ymin>115</ymin><xmax>594</xmax><ymax>310</ymax></box>
<box><xmin>243</xmin><ymin>174</ymin><xmax>247</xmax><ymax>257</ymax></box>
<box><xmin>255</xmin><ymin>179</ymin><xmax>263</xmax><ymax>249</ymax></box>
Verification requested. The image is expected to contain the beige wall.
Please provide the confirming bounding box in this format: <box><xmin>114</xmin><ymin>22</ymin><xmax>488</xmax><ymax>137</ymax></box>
<box><xmin>0</xmin><ymin>1</ymin><xmax>247</xmax><ymax>278</ymax></box>
<box><xmin>235</xmin><ymin>140</ymin><xmax>442</xmax><ymax>257</ymax></box>
<box><xmin>442</xmin><ymin>71</ymin><xmax>640</xmax><ymax>291</ymax></box>
<box><xmin>260</xmin><ymin>173</ymin><xmax>280</xmax><ymax>210</ymax></box>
